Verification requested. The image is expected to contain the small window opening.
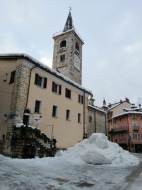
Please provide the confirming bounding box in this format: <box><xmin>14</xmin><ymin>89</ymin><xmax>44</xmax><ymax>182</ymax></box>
<box><xmin>75</xmin><ymin>42</ymin><xmax>79</xmax><ymax>52</ymax></box>
<box><xmin>60</xmin><ymin>54</ymin><xmax>65</xmax><ymax>62</ymax></box>
<box><xmin>60</xmin><ymin>40</ymin><xmax>66</xmax><ymax>48</ymax></box>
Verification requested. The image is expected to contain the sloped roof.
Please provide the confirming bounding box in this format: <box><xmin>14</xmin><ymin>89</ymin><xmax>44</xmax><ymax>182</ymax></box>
<box><xmin>0</xmin><ymin>53</ymin><xmax>92</xmax><ymax>95</ymax></box>
<box><xmin>63</xmin><ymin>10</ymin><xmax>74</xmax><ymax>32</ymax></box>
<box><xmin>112</xmin><ymin>110</ymin><xmax>142</xmax><ymax>119</ymax></box>
<box><xmin>88</xmin><ymin>105</ymin><xmax>106</xmax><ymax>114</ymax></box>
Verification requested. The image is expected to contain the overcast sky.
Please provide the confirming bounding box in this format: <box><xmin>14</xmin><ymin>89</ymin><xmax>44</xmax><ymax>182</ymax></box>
<box><xmin>0</xmin><ymin>0</ymin><xmax>142</xmax><ymax>106</ymax></box>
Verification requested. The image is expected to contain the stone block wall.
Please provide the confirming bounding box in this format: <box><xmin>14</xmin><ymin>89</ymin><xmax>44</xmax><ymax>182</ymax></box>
<box><xmin>52</xmin><ymin>31</ymin><xmax>83</xmax><ymax>85</ymax></box>
<box><xmin>87</xmin><ymin>109</ymin><xmax>96</xmax><ymax>137</ymax></box>
<box><xmin>96</xmin><ymin>111</ymin><xmax>106</xmax><ymax>134</ymax></box>
<box><xmin>87</xmin><ymin>107</ymin><xmax>107</xmax><ymax>137</ymax></box>
<box><xmin>10</xmin><ymin>64</ymin><xmax>30</xmax><ymax>125</ymax></box>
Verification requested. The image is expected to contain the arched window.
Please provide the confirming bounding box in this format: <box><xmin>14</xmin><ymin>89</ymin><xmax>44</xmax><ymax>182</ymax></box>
<box><xmin>60</xmin><ymin>40</ymin><xmax>66</xmax><ymax>48</ymax></box>
<box><xmin>75</xmin><ymin>42</ymin><xmax>79</xmax><ymax>52</ymax></box>
<box><xmin>89</xmin><ymin>116</ymin><xmax>92</xmax><ymax>123</ymax></box>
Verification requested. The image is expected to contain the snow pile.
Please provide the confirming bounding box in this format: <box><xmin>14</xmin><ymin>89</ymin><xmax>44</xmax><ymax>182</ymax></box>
<box><xmin>57</xmin><ymin>133</ymin><xmax>139</xmax><ymax>167</ymax></box>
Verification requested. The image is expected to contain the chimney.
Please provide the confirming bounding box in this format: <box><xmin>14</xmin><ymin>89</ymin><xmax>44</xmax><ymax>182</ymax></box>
<box><xmin>89</xmin><ymin>95</ymin><xmax>95</xmax><ymax>106</ymax></box>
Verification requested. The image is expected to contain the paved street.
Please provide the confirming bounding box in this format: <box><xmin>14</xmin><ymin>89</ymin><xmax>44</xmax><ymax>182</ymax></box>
<box><xmin>115</xmin><ymin>153</ymin><xmax>142</xmax><ymax>190</ymax></box>
<box><xmin>0</xmin><ymin>153</ymin><xmax>142</xmax><ymax>190</ymax></box>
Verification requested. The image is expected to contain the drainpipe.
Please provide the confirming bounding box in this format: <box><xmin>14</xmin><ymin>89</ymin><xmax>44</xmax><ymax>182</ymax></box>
<box><xmin>94</xmin><ymin>109</ymin><xmax>96</xmax><ymax>133</ymax></box>
<box><xmin>83</xmin><ymin>91</ymin><xmax>86</xmax><ymax>138</ymax></box>
<box><xmin>25</xmin><ymin>66</ymin><xmax>37</xmax><ymax>109</ymax></box>
<box><xmin>105</xmin><ymin>112</ymin><xmax>107</xmax><ymax>136</ymax></box>
<box><xmin>127</xmin><ymin>114</ymin><xmax>130</xmax><ymax>152</ymax></box>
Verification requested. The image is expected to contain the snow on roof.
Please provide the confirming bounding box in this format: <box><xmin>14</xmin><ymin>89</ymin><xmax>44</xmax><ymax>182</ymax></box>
<box><xmin>15</xmin><ymin>123</ymin><xmax>48</xmax><ymax>137</ymax></box>
<box><xmin>108</xmin><ymin>103</ymin><xmax>121</xmax><ymax>111</ymax></box>
<box><xmin>0</xmin><ymin>53</ymin><xmax>92</xmax><ymax>95</ymax></box>
<box><xmin>88</xmin><ymin>105</ymin><xmax>106</xmax><ymax>114</ymax></box>
<box><xmin>112</xmin><ymin>111</ymin><xmax>142</xmax><ymax>119</ymax></box>
<box><xmin>123</xmin><ymin>107</ymin><xmax>142</xmax><ymax>112</ymax></box>
<box><xmin>53</xmin><ymin>28</ymin><xmax>84</xmax><ymax>44</ymax></box>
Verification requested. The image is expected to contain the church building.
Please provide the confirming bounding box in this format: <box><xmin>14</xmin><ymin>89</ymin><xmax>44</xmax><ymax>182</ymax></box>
<box><xmin>0</xmin><ymin>11</ymin><xmax>92</xmax><ymax>157</ymax></box>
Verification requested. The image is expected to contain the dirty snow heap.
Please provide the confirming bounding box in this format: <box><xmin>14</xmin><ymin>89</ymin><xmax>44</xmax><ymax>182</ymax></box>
<box><xmin>56</xmin><ymin>133</ymin><xmax>139</xmax><ymax>167</ymax></box>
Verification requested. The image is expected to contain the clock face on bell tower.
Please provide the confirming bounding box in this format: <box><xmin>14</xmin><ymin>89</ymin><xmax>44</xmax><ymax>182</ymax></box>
<box><xmin>74</xmin><ymin>54</ymin><xmax>81</xmax><ymax>71</ymax></box>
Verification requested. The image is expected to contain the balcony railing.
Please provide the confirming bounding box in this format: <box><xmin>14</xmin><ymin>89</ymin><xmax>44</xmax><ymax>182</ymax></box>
<box><xmin>109</xmin><ymin>126</ymin><xmax>129</xmax><ymax>134</ymax></box>
<box><xmin>133</xmin><ymin>126</ymin><xmax>139</xmax><ymax>131</ymax></box>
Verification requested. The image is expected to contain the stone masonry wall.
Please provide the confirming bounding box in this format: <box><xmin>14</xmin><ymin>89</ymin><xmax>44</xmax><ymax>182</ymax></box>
<box><xmin>87</xmin><ymin>109</ymin><xmax>96</xmax><ymax>137</ymax></box>
<box><xmin>96</xmin><ymin>111</ymin><xmax>106</xmax><ymax>135</ymax></box>
<box><xmin>87</xmin><ymin>108</ymin><xmax>107</xmax><ymax>137</ymax></box>
<box><xmin>3</xmin><ymin>63</ymin><xmax>31</xmax><ymax>156</ymax></box>
<box><xmin>10</xmin><ymin>64</ymin><xmax>30</xmax><ymax>124</ymax></box>
<box><xmin>52</xmin><ymin>31</ymin><xmax>83</xmax><ymax>85</ymax></box>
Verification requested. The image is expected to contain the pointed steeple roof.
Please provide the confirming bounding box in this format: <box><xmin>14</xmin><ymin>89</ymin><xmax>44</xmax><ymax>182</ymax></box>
<box><xmin>63</xmin><ymin>9</ymin><xmax>74</xmax><ymax>32</ymax></box>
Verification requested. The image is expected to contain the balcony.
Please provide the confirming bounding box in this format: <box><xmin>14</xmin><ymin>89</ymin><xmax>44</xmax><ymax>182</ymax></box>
<box><xmin>109</xmin><ymin>126</ymin><xmax>128</xmax><ymax>134</ymax></box>
<box><xmin>133</xmin><ymin>126</ymin><xmax>139</xmax><ymax>131</ymax></box>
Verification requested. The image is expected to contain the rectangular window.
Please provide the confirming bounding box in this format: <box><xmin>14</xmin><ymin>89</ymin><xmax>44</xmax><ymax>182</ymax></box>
<box><xmin>119</xmin><ymin>134</ymin><xmax>123</xmax><ymax>140</ymax></box>
<box><xmin>66</xmin><ymin>110</ymin><xmax>70</xmax><ymax>120</ymax></box>
<box><xmin>34</xmin><ymin>100</ymin><xmax>41</xmax><ymax>113</ymax></box>
<box><xmin>140</xmin><ymin>115</ymin><xmax>142</xmax><ymax>120</ymax></box>
<box><xmin>114</xmin><ymin>119</ymin><xmax>116</xmax><ymax>123</ymax></box>
<box><xmin>35</xmin><ymin>73</ymin><xmax>47</xmax><ymax>88</ymax></box>
<box><xmin>120</xmin><ymin>124</ymin><xmax>123</xmax><ymax>130</ymax></box>
<box><xmin>52</xmin><ymin>82</ymin><xmax>61</xmax><ymax>94</ymax></box>
<box><xmin>133</xmin><ymin>134</ymin><xmax>140</xmax><ymax>139</ymax></box>
<box><xmin>60</xmin><ymin>54</ymin><xmax>65</xmax><ymax>62</ymax></box>
<box><xmin>52</xmin><ymin>105</ymin><xmax>57</xmax><ymax>117</ymax></box>
<box><xmin>132</xmin><ymin>122</ymin><xmax>138</xmax><ymax>130</ymax></box>
<box><xmin>78</xmin><ymin>95</ymin><xmax>83</xmax><ymax>104</ymax></box>
<box><xmin>78</xmin><ymin>113</ymin><xmax>81</xmax><ymax>123</ymax></box>
<box><xmin>65</xmin><ymin>88</ymin><xmax>71</xmax><ymax>99</ymax></box>
<box><xmin>132</xmin><ymin>115</ymin><xmax>136</xmax><ymax>119</ymax></box>
<box><xmin>9</xmin><ymin>70</ymin><xmax>16</xmax><ymax>84</ymax></box>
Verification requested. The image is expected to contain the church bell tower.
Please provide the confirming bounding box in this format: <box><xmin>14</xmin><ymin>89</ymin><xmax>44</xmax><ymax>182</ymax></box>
<box><xmin>52</xmin><ymin>10</ymin><xmax>84</xmax><ymax>85</ymax></box>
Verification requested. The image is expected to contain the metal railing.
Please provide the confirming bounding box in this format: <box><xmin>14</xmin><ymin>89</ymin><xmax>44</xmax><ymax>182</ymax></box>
<box><xmin>133</xmin><ymin>126</ymin><xmax>139</xmax><ymax>131</ymax></box>
<box><xmin>109</xmin><ymin>126</ymin><xmax>128</xmax><ymax>134</ymax></box>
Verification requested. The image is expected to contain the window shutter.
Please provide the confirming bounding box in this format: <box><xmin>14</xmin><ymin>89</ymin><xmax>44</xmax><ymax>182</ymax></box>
<box><xmin>69</xmin><ymin>90</ymin><xmax>71</xmax><ymax>98</ymax></box>
<box><xmin>52</xmin><ymin>82</ymin><xmax>55</xmax><ymax>92</ymax></box>
<box><xmin>65</xmin><ymin>88</ymin><xmax>67</xmax><ymax>97</ymax></box>
<box><xmin>9</xmin><ymin>70</ymin><xmax>16</xmax><ymax>84</ymax></box>
<box><xmin>78</xmin><ymin>95</ymin><xmax>80</xmax><ymax>102</ymax></box>
<box><xmin>44</xmin><ymin>78</ymin><xmax>47</xmax><ymax>88</ymax></box>
<box><xmin>59</xmin><ymin>85</ymin><xmax>62</xmax><ymax>95</ymax></box>
<box><xmin>82</xmin><ymin>96</ymin><xmax>83</xmax><ymax>104</ymax></box>
<box><xmin>35</xmin><ymin>73</ymin><xmax>38</xmax><ymax>85</ymax></box>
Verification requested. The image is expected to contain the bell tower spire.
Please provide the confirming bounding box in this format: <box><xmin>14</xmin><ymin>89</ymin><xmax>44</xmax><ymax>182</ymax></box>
<box><xmin>63</xmin><ymin>7</ymin><xmax>74</xmax><ymax>32</ymax></box>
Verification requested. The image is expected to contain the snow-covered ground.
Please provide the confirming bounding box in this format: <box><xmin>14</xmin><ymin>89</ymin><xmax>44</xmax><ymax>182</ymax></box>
<box><xmin>57</xmin><ymin>133</ymin><xmax>139</xmax><ymax>167</ymax></box>
<box><xmin>0</xmin><ymin>133</ymin><xmax>141</xmax><ymax>190</ymax></box>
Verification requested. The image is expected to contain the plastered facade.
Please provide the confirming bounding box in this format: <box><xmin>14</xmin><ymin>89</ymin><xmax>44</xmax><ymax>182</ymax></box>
<box><xmin>0</xmin><ymin>56</ymin><xmax>91</xmax><ymax>151</ymax></box>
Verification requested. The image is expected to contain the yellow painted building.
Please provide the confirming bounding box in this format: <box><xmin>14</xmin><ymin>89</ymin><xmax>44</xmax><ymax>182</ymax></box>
<box><xmin>0</xmin><ymin>54</ymin><xmax>91</xmax><ymax>150</ymax></box>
